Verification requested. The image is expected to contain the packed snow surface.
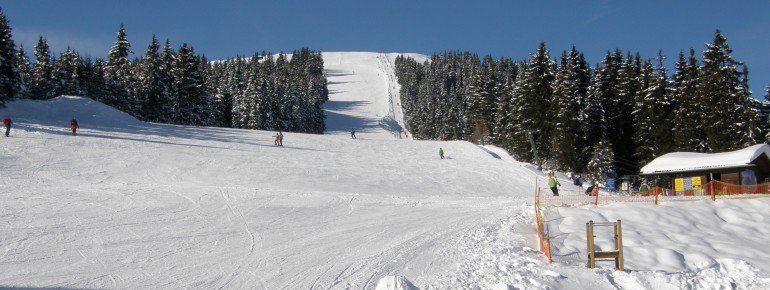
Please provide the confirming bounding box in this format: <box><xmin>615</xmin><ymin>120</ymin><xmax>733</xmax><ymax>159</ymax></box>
<box><xmin>1</xmin><ymin>52</ymin><xmax>768</xmax><ymax>289</ymax></box>
<box><xmin>322</xmin><ymin>52</ymin><xmax>427</xmax><ymax>140</ymax></box>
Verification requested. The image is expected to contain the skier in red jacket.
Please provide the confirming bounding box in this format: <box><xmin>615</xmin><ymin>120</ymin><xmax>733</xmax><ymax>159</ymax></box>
<box><xmin>2</xmin><ymin>116</ymin><xmax>11</xmax><ymax>137</ymax></box>
<box><xmin>70</xmin><ymin>118</ymin><xmax>79</xmax><ymax>136</ymax></box>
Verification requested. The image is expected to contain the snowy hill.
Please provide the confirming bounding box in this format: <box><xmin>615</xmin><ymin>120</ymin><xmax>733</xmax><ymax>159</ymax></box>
<box><xmin>0</xmin><ymin>52</ymin><xmax>769</xmax><ymax>289</ymax></box>
<box><xmin>322</xmin><ymin>52</ymin><xmax>428</xmax><ymax>139</ymax></box>
<box><xmin>0</xmin><ymin>95</ymin><xmax>546</xmax><ymax>289</ymax></box>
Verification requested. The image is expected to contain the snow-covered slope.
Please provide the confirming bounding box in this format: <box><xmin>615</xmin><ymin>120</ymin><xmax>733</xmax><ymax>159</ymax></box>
<box><xmin>0</xmin><ymin>96</ymin><xmax>544</xmax><ymax>289</ymax></box>
<box><xmin>1</xmin><ymin>51</ymin><xmax>769</xmax><ymax>289</ymax></box>
<box><xmin>323</xmin><ymin>52</ymin><xmax>428</xmax><ymax>139</ymax></box>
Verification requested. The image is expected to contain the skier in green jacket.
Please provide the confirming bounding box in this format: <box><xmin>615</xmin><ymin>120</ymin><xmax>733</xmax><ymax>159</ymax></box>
<box><xmin>548</xmin><ymin>171</ymin><xmax>560</xmax><ymax>196</ymax></box>
<box><xmin>439</xmin><ymin>148</ymin><xmax>445</xmax><ymax>159</ymax></box>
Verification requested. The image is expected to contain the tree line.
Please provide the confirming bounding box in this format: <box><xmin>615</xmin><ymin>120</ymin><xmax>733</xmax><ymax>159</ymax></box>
<box><xmin>0</xmin><ymin>10</ymin><xmax>327</xmax><ymax>133</ymax></box>
<box><xmin>395</xmin><ymin>30</ymin><xmax>766</xmax><ymax>181</ymax></box>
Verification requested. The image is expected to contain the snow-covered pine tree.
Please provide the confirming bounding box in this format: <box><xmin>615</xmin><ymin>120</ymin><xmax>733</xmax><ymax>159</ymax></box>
<box><xmin>466</xmin><ymin>55</ymin><xmax>497</xmax><ymax>143</ymax></box>
<box><xmin>671</xmin><ymin>49</ymin><xmax>705</xmax><ymax>151</ymax></box>
<box><xmin>699</xmin><ymin>30</ymin><xmax>756</xmax><ymax>151</ymax></box>
<box><xmin>172</xmin><ymin>43</ymin><xmax>212</xmax><ymax>126</ymax></box>
<box><xmin>508</xmin><ymin>42</ymin><xmax>555</xmax><ymax>164</ymax></box>
<box><xmin>80</xmin><ymin>57</ymin><xmax>108</xmax><ymax>102</ymax></box>
<box><xmin>14</xmin><ymin>45</ymin><xmax>30</xmax><ymax>99</ymax></box>
<box><xmin>136</xmin><ymin>35</ymin><xmax>166</xmax><ymax>122</ymax></box>
<box><xmin>29</xmin><ymin>36</ymin><xmax>54</xmax><ymax>100</ymax></box>
<box><xmin>159</xmin><ymin>39</ymin><xmax>176</xmax><ymax>123</ymax></box>
<box><xmin>210</xmin><ymin>60</ymin><xmax>233</xmax><ymax>127</ymax></box>
<box><xmin>104</xmin><ymin>24</ymin><xmax>137</xmax><ymax>115</ymax></box>
<box><xmin>229</xmin><ymin>57</ymin><xmax>249</xmax><ymax>128</ymax></box>
<box><xmin>551</xmin><ymin>47</ymin><xmax>588</xmax><ymax>172</ymax></box>
<box><xmin>584</xmin><ymin>52</ymin><xmax>626</xmax><ymax>176</ymax></box>
<box><xmin>764</xmin><ymin>85</ymin><xmax>770</xmax><ymax>142</ymax></box>
<box><xmin>633</xmin><ymin>58</ymin><xmax>662</xmax><ymax>166</ymax></box>
<box><xmin>739</xmin><ymin>64</ymin><xmax>761</xmax><ymax>145</ymax></box>
<box><xmin>585</xmin><ymin>138</ymin><xmax>616</xmax><ymax>185</ymax></box>
<box><xmin>608</xmin><ymin>52</ymin><xmax>640</xmax><ymax>176</ymax></box>
<box><xmin>0</xmin><ymin>8</ymin><xmax>17</xmax><ymax>105</ymax></box>
<box><xmin>51</xmin><ymin>47</ymin><xmax>82</xmax><ymax>97</ymax></box>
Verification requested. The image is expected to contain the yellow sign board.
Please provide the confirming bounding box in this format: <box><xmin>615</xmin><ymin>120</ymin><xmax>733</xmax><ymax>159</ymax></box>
<box><xmin>692</xmin><ymin>177</ymin><xmax>702</xmax><ymax>190</ymax></box>
<box><xmin>674</xmin><ymin>178</ymin><xmax>684</xmax><ymax>191</ymax></box>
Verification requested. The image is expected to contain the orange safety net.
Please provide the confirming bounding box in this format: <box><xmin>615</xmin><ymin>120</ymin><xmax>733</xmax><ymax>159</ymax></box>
<box><xmin>534</xmin><ymin>189</ymin><xmax>552</xmax><ymax>264</ymax></box>
<box><xmin>703</xmin><ymin>180</ymin><xmax>770</xmax><ymax>195</ymax></box>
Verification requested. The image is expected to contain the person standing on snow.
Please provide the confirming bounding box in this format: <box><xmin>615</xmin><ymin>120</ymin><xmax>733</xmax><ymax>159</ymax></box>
<box><xmin>274</xmin><ymin>132</ymin><xmax>281</xmax><ymax>146</ymax></box>
<box><xmin>278</xmin><ymin>131</ymin><xmax>284</xmax><ymax>146</ymax></box>
<box><xmin>548</xmin><ymin>171</ymin><xmax>561</xmax><ymax>196</ymax></box>
<box><xmin>351</xmin><ymin>128</ymin><xmax>356</xmax><ymax>139</ymax></box>
<box><xmin>70</xmin><ymin>118</ymin><xmax>79</xmax><ymax>136</ymax></box>
<box><xmin>439</xmin><ymin>147</ymin><xmax>445</xmax><ymax>159</ymax></box>
<box><xmin>2</xmin><ymin>116</ymin><xmax>11</xmax><ymax>137</ymax></box>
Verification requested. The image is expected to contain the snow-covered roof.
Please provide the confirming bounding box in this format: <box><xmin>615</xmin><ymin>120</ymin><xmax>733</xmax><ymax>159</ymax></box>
<box><xmin>640</xmin><ymin>144</ymin><xmax>770</xmax><ymax>174</ymax></box>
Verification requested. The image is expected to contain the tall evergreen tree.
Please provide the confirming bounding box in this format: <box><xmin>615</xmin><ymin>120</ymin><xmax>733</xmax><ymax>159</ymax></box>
<box><xmin>29</xmin><ymin>36</ymin><xmax>54</xmax><ymax>99</ymax></box>
<box><xmin>633</xmin><ymin>52</ymin><xmax>673</xmax><ymax>166</ymax></box>
<box><xmin>671</xmin><ymin>49</ymin><xmax>705</xmax><ymax>151</ymax></box>
<box><xmin>14</xmin><ymin>45</ymin><xmax>30</xmax><ymax>99</ymax></box>
<box><xmin>699</xmin><ymin>30</ymin><xmax>756</xmax><ymax>151</ymax></box>
<box><xmin>611</xmin><ymin>52</ymin><xmax>640</xmax><ymax>176</ymax></box>
<box><xmin>52</xmin><ymin>47</ymin><xmax>81</xmax><ymax>96</ymax></box>
<box><xmin>172</xmin><ymin>43</ymin><xmax>211</xmax><ymax>126</ymax></box>
<box><xmin>136</xmin><ymin>35</ymin><xmax>167</xmax><ymax>122</ymax></box>
<box><xmin>586</xmin><ymin>51</ymin><xmax>628</xmax><ymax>176</ymax></box>
<box><xmin>508</xmin><ymin>43</ymin><xmax>555</xmax><ymax>164</ymax></box>
<box><xmin>104</xmin><ymin>24</ymin><xmax>136</xmax><ymax>114</ymax></box>
<box><xmin>0</xmin><ymin>8</ymin><xmax>17</xmax><ymax>105</ymax></box>
<box><xmin>466</xmin><ymin>55</ymin><xmax>496</xmax><ymax>142</ymax></box>
<box><xmin>80</xmin><ymin>57</ymin><xmax>108</xmax><ymax>101</ymax></box>
<box><xmin>551</xmin><ymin>47</ymin><xmax>588</xmax><ymax>172</ymax></box>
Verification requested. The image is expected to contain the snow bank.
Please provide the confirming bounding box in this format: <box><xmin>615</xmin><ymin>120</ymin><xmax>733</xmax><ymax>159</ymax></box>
<box><xmin>1</xmin><ymin>95</ymin><xmax>142</xmax><ymax>129</ymax></box>
<box><xmin>375</xmin><ymin>276</ymin><xmax>417</xmax><ymax>290</ymax></box>
<box><xmin>546</xmin><ymin>198</ymin><xmax>770</xmax><ymax>288</ymax></box>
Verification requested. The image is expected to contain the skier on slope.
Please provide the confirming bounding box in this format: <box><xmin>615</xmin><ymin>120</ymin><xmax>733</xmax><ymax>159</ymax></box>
<box><xmin>278</xmin><ymin>131</ymin><xmax>284</xmax><ymax>146</ymax></box>
<box><xmin>351</xmin><ymin>128</ymin><xmax>356</xmax><ymax>139</ymax></box>
<box><xmin>439</xmin><ymin>147</ymin><xmax>445</xmax><ymax>159</ymax></box>
<box><xmin>2</xmin><ymin>116</ymin><xmax>11</xmax><ymax>137</ymax></box>
<box><xmin>70</xmin><ymin>118</ymin><xmax>79</xmax><ymax>136</ymax></box>
<box><xmin>274</xmin><ymin>132</ymin><xmax>281</xmax><ymax>146</ymax></box>
<box><xmin>548</xmin><ymin>171</ymin><xmax>561</xmax><ymax>196</ymax></box>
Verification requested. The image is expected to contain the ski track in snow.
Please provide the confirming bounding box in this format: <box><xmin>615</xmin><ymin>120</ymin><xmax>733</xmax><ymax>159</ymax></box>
<box><xmin>0</xmin><ymin>52</ymin><xmax>768</xmax><ymax>289</ymax></box>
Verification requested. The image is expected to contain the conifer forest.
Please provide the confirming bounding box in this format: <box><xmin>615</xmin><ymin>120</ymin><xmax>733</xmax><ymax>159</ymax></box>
<box><xmin>394</xmin><ymin>31</ymin><xmax>765</xmax><ymax>179</ymax></box>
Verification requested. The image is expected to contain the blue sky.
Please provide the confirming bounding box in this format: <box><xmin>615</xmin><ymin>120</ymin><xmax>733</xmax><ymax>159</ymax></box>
<box><xmin>2</xmin><ymin>0</ymin><xmax>768</xmax><ymax>97</ymax></box>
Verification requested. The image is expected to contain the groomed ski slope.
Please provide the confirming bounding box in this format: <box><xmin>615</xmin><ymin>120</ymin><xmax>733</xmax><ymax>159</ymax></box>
<box><xmin>323</xmin><ymin>52</ymin><xmax>427</xmax><ymax>140</ymax></box>
<box><xmin>0</xmin><ymin>50</ymin><xmax>768</xmax><ymax>289</ymax></box>
<box><xmin>0</xmin><ymin>96</ymin><xmax>550</xmax><ymax>289</ymax></box>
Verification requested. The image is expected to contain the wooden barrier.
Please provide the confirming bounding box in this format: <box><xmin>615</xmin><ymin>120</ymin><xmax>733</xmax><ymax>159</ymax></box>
<box><xmin>586</xmin><ymin>220</ymin><xmax>624</xmax><ymax>271</ymax></box>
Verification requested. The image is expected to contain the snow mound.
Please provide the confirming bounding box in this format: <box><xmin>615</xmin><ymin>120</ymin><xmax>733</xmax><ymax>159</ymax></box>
<box><xmin>375</xmin><ymin>276</ymin><xmax>418</xmax><ymax>290</ymax></box>
<box><xmin>547</xmin><ymin>198</ymin><xmax>770</xmax><ymax>288</ymax></box>
<box><xmin>1</xmin><ymin>95</ymin><xmax>142</xmax><ymax>129</ymax></box>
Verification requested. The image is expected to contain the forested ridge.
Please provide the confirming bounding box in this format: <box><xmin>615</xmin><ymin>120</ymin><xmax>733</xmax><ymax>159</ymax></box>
<box><xmin>395</xmin><ymin>30</ymin><xmax>767</xmax><ymax>179</ymax></box>
<box><xmin>0</xmin><ymin>10</ymin><xmax>327</xmax><ymax>133</ymax></box>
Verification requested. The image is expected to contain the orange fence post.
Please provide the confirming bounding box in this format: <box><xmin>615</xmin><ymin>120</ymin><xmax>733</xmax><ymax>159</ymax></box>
<box><xmin>594</xmin><ymin>188</ymin><xmax>599</xmax><ymax>205</ymax></box>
